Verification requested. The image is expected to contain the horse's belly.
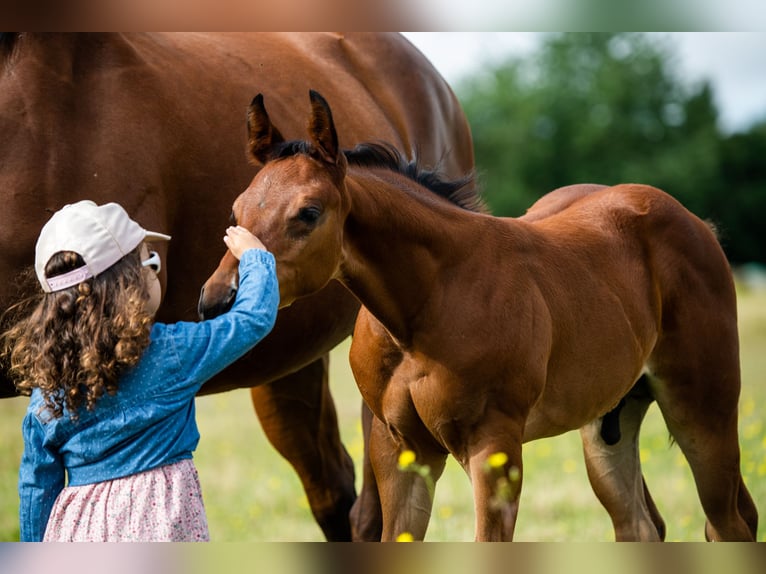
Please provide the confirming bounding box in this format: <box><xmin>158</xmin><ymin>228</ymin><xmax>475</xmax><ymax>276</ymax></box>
<box><xmin>522</xmin><ymin>360</ymin><xmax>646</xmax><ymax>442</ymax></box>
<box><xmin>519</xmin><ymin>283</ymin><xmax>658</xmax><ymax>441</ymax></box>
<box><xmin>522</xmin><ymin>407</ymin><xmax>577</xmax><ymax>442</ymax></box>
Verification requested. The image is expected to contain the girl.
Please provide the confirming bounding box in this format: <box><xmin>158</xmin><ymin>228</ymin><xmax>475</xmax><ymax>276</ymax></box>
<box><xmin>1</xmin><ymin>200</ymin><xmax>279</xmax><ymax>542</ymax></box>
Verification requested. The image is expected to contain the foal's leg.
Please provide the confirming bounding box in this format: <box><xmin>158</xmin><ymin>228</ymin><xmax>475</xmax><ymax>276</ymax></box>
<box><xmin>250</xmin><ymin>355</ymin><xmax>357</xmax><ymax>541</ymax></box>
<box><xmin>465</xmin><ymin>413</ymin><xmax>525</xmax><ymax>541</ymax></box>
<box><xmin>650</xmin><ymin>370</ymin><xmax>756</xmax><ymax>541</ymax></box>
<box><xmin>649</xmin><ymin>310</ymin><xmax>757</xmax><ymax>540</ymax></box>
<box><xmin>643</xmin><ymin>225</ymin><xmax>759</xmax><ymax>540</ymax></box>
<box><xmin>579</xmin><ymin>380</ymin><xmax>665</xmax><ymax>541</ymax></box>
<box><xmin>369</xmin><ymin>416</ymin><xmax>448</xmax><ymax>541</ymax></box>
<box><xmin>350</xmin><ymin>402</ymin><xmax>383</xmax><ymax>541</ymax></box>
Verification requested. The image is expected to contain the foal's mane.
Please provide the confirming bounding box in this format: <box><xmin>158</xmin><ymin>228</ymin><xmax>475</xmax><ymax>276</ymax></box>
<box><xmin>272</xmin><ymin>140</ymin><xmax>487</xmax><ymax>214</ymax></box>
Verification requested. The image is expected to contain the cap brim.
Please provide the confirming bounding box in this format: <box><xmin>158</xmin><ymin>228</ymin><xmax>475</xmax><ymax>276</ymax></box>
<box><xmin>145</xmin><ymin>231</ymin><xmax>172</xmax><ymax>242</ymax></box>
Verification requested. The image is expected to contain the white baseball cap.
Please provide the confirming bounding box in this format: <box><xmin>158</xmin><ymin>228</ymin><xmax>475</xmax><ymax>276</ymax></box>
<box><xmin>35</xmin><ymin>200</ymin><xmax>171</xmax><ymax>292</ymax></box>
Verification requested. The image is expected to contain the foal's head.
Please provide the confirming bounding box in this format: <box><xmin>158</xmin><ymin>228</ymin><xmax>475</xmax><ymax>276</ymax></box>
<box><xmin>199</xmin><ymin>90</ymin><xmax>480</xmax><ymax>318</ymax></box>
<box><xmin>199</xmin><ymin>91</ymin><xmax>351</xmax><ymax>315</ymax></box>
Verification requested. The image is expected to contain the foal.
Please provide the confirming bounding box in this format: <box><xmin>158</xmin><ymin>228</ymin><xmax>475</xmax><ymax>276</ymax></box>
<box><xmin>200</xmin><ymin>91</ymin><xmax>757</xmax><ymax>541</ymax></box>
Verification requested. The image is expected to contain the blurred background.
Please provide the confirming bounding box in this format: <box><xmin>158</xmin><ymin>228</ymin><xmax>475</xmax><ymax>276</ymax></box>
<box><xmin>406</xmin><ymin>32</ymin><xmax>766</xmax><ymax>270</ymax></box>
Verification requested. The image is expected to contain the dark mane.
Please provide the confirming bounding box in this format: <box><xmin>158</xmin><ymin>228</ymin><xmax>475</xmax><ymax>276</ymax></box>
<box><xmin>272</xmin><ymin>140</ymin><xmax>314</xmax><ymax>159</ymax></box>
<box><xmin>345</xmin><ymin>142</ymin><xmax>486</xmax><ymax>214</ymax></box>
<box><xmin>0</xmin><ymin>33</ymin><xmax>20</xmax><ymax>66</ymax></box>
<box><xmin>270</xmin><ymin>139</ymin><xmax>487</xmax><ymax>214</ymax></box>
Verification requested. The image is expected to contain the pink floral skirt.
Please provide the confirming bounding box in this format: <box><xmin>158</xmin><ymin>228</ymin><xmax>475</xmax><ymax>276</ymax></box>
<box><xmin>43</xmin><ymin>458</ymin><xmax>209</xmax><ymax>542</ymax></box>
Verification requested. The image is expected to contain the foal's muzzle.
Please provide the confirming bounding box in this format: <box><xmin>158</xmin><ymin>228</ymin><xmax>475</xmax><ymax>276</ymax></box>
<box><xmin>198</xmin><ymin>284</ymin><xmax>237</xmax><ymax>320</ymax></box>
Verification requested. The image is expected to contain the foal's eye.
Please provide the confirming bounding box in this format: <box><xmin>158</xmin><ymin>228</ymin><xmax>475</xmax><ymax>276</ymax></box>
<box><xmin>297</xmin><ymin>205</ymin><xmax>322</xmax><ymax>225</ymax></box>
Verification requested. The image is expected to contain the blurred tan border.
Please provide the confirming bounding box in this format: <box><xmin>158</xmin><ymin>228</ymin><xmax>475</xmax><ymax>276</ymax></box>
<box><xmin>2</xmin><ymin>542</ymin><xmax>766</xmax><ymax>574</ymax></box>
<box><xmin>2</xmin><ymin>0</ymin><xmax>764</xmax><ymax>31</ymax></box>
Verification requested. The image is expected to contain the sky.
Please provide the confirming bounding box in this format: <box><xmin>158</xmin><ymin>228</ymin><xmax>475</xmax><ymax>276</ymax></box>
<box><xmin>403</xmin><ymin>33</ymin><xmax>766</xmax><ymax>134</ymax></box>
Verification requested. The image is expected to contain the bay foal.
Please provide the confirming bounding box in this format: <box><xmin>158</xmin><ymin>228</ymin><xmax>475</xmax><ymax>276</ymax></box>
<box><xmin>200</xmin><ymin>91</ymin><xmax>757</xmax><ymax>541</ymax></box>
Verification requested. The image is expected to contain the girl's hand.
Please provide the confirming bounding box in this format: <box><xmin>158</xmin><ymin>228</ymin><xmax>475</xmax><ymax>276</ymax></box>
<box><xmin>223</xmin><ymin>226</ymin><xmax>267</xmax><ymax>260</ymax></box>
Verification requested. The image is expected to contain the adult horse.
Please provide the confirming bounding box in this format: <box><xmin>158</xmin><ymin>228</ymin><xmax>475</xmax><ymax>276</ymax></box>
<box><xmin>199</xmin><ymin>91</ymin><xmax>758</xmax><ymax>541</ymax></box>
<box><xmin>0</xmin><ymin>33</ymin><xmax>474</xmax><ymax>540</ymax></box>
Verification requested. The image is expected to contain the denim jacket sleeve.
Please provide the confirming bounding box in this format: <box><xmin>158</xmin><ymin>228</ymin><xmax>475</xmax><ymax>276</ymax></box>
<box><xmin>147</xmin><ymin>247</ymin><xmax>281</xmax><ymax>396</ymax></box>
<box><xmin>19</xmin><ymin>411</ymin><xmax>65</xmax><ymax>542</ymax></box>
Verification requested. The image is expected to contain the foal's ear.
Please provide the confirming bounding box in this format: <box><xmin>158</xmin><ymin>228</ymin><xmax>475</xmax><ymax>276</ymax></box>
<box><xmin>307</xmin><ymin>90</ymin><xmax>340</xmax><ymax>165</ymax></box>
<box><xmin>247</xmin><ymin>93</ymin><xmax>285</xmax><ymax>165</ymax></box>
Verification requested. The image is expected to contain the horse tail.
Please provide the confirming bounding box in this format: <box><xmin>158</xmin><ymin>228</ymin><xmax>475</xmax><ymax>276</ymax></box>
<box><xmin>703</xmin><ymin>219</ymin><xmax>721</xmax><ymax>241</ymax></box>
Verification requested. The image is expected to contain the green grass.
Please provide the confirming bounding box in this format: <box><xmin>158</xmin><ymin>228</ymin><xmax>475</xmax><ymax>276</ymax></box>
<box><xmin>1</xmin><ymin>288</ymin><xmax>764</xmax><ymax>542</ymax></box>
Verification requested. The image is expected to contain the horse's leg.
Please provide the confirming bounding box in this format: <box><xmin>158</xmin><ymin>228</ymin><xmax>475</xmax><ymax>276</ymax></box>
<box><xmin>735</xmin><ymin>475</ymin><xmax>759</xmax><ymax>539</ymax></box>
<box><xmin>650</xmin><ymin>373</ymin><xmax>756</xmax><ymax>541</ymax></box>
<box><xmin>369</xmin><ymin>415</ymin><xmax>447</xmax><ymax>541</ymax></box>
<box><xmin>642</xmin><ymin>475</ymin><xmax>666</xmax><ymax>540</ymax></box>
<box><xmin>349</xmin><ymin>401</ymin><xmax>383</xmax><ymax>541</ymax></box>
<box><xmin>466</xmin><ymin>412</ymin><xmax>525</xmax><ymax>541</ymax></box>
<box><xmin>579</xmin><ymin>378</ymin><xmax>665</xmax><ymax>541</ymax></box>
<box><xmin>648</xmin><ymin>308</ymin><xmax>757</xmax><ymax>541</ymax></box>
<box><xmin>249</xmin><ymin>355</ymin><xmax>357</xmax><ymax>541</ymax></box>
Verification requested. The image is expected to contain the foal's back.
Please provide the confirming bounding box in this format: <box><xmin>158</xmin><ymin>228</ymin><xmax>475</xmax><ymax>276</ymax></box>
<box><xmin>522</xmin><ymin>183</ymin><xmax>732</xmax><ymax>301</ymax></box>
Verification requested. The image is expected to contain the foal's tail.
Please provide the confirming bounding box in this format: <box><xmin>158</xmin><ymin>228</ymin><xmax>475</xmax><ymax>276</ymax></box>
<box><xmin>704</xmin><ymin>219</ymin><xmax>723</xmax><ymax>242</ymax></box>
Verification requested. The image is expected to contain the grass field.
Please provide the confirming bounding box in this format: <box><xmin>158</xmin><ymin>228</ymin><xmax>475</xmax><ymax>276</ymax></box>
<box><xmin>1</xmin><ymin>287</ymin><xmax>764</xmax><ymax>542</ymax></box>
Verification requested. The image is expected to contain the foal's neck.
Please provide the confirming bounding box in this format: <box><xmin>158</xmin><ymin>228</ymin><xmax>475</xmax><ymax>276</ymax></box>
<box><xmin>341</xmin><ymin>171</ymin><xmax>476</xmax><ymax>344</ymax></box>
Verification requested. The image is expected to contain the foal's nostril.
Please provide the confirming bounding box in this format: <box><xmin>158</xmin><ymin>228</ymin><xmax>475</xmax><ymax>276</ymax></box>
<box><xmin>198</xmin><ymin>285</ymin><xmax>237</xmax><ymax>320</ymax></box>
<box><xmin>197</xmin><ymin>286</ymin><xmax>208</xmax><ymax>320</ymax></box>
<box><xmin>224</xmin><ymin>287</ymin><xmax>237</xmax><ymax>310</ymax></box>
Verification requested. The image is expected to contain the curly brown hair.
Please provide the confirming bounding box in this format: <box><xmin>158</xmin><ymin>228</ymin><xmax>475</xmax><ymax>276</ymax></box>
<box><xmin>1</xmin><ymin>246</ymin><xmax>153</xmax><ymax>420</ymax></box>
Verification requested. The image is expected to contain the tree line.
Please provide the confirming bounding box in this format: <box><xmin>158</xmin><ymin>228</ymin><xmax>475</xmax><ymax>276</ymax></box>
<box><xmin>455</xmin><ymin>33</ymin><xmax>765</xmax><ymax>265</ymax></box>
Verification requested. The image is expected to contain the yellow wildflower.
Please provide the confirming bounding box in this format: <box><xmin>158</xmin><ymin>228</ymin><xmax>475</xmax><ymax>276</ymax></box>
<box><xmin>398</xmin><ymin>449</ymin><xmax>416</xmax><ymax>469</ymax></box>
<box><xmin>487</xmin><ymin>452</ymin><xmax>509</xmax><ymax>468</ymax></box>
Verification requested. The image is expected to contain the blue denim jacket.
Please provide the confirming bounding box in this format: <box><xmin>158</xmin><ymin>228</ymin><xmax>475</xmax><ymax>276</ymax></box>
<box><xmin>18</xmin><ymin>248</ymin><xmax>279</xmax><ymax>541</ymax></box>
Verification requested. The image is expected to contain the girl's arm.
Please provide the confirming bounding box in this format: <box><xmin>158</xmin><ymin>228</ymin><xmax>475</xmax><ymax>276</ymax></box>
<box><xmin>150</xmin><ymin>245</ymin><xmax>279</xmax><ymax>396</ymax></box>
<box><xmin>18</xmin><ymin>413</ymin><xmax>65</xmax><ymax>541</ymax></box>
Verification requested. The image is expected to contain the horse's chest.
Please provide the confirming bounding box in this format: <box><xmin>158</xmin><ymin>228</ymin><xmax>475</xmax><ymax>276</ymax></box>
<box><xmin>380</xmin><ymin>355</ymin><xmax>479</xmax><ymax>448</ymax></box>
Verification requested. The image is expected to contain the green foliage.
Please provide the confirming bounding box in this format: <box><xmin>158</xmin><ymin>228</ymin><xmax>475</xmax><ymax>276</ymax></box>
<box><xmin>714</xmin><ymin>123</ymin><xmax>766</xmax><ymax>262</ymax></box>
<box><xmin>456</xmin><ymin>33</ymin><xmax>766</xmax><ymax>264</ymax></box>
